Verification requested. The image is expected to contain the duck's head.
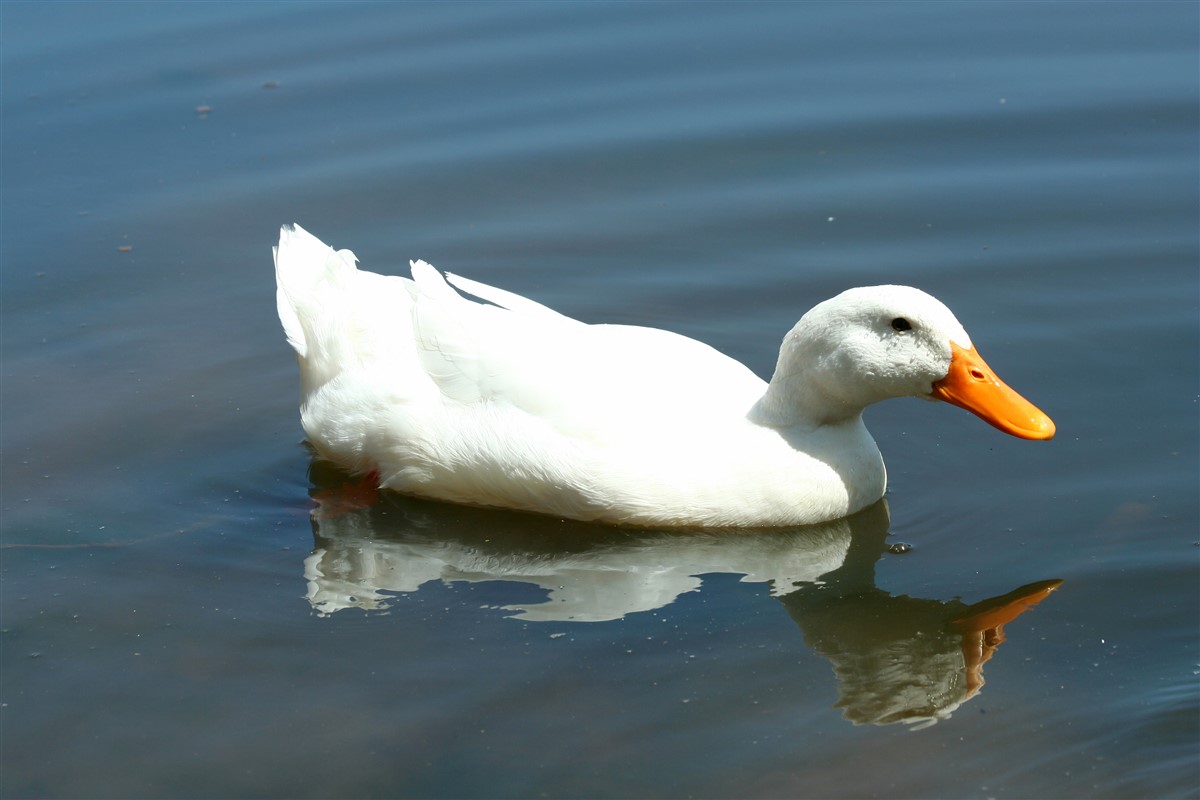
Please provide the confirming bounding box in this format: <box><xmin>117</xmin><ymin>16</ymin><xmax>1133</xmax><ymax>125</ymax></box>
<box><xmin>762</xmin><ymin>285</ymin><xmax>1055</xmax><ymax>440</ymax></box>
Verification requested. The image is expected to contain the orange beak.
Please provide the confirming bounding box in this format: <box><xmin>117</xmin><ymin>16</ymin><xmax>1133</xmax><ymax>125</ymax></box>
<box><xmin>931</xmin><ymin>342</ymin><xmax>1056</xmax><ymax>440</ymax></box>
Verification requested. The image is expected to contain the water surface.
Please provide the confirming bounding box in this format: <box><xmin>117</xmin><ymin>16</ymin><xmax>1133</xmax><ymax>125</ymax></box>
<box><xmin>2</xmin><ymin>2</ymin><xmax>1197</xmax><ymax>798</ymax></box>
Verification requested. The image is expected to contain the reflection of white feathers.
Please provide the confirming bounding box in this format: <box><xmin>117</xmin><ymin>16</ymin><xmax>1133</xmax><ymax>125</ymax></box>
<box><xmin>304</xmin><ymin>516</ymin><xmax>854</xmax><ymax>621</ymax></box>
<box><xmin>300</xmin><ymin>494</ymin><xmax>1058</xmax><ymax>729</ymax></box>
<box><xmin>823</xmin><ymin>629</ymin><xmax>968</xmax><ymax>729</ymax></box>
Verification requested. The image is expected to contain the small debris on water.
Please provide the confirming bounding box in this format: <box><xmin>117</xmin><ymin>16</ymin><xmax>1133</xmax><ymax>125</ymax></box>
<box><xmin>195</xmin><ymin>104</ymin><xmax>212</xmax><ymax>115</ymax></box>
<box><xmin>116</xmin><ymin>245</ymin><xmax>133</xmax><ymax>252</ymax></box>
<box><xmin>887</xmin><ymin>542</ymin><xmax>913</xmax><ymax>554</ymax></box>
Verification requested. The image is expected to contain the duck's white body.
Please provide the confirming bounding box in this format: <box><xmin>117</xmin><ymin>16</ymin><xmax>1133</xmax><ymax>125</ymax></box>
<box><xmin>275</xmin><ymin>224</ymin><xmax>1053</xmax><ymax>527</ymax></box>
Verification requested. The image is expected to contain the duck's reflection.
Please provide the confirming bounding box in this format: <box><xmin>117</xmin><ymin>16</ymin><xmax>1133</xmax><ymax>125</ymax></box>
<box><xmin>302</xmin><ymin>465</ymin><xmax>1061</xmax><ymax>728</ymax></box>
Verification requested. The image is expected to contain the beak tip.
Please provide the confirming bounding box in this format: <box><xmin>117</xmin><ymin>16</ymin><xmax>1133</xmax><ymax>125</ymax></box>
<box><xmin>1023</xmin><ymin>414</ymin><xmax>1056</xmax><ymax>441</ymax></box>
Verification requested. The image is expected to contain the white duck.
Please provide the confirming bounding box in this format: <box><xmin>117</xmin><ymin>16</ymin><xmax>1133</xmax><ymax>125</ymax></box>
<box><xmin>274</xmin><ymin>224</ymin><xmax>1054</xmax><ymax>528</ymax></box>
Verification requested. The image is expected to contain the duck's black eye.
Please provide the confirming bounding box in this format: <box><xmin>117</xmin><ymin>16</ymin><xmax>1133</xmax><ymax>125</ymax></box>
<box><xmin>891</xmin><ymin>317</ymin><xmax>912</xmax><ymax>332</ymax></box>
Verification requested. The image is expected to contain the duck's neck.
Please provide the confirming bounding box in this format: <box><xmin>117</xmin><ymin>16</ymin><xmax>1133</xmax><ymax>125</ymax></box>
<box><xmin>747</xmin><ymin>317</ymin><xmax>889</xmax><ymax>430</ymax></box>
<box><xmin>748</xmin><ymin>361</ymin><xmax>867</xmax><ymax>430</ymax></box>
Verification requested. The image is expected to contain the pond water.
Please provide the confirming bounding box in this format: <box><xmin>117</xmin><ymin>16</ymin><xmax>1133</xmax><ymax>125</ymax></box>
<box><xmin>2</xmin><ymin>2</ymin><xmax>1197</xmax><ymax>798</ymax></box>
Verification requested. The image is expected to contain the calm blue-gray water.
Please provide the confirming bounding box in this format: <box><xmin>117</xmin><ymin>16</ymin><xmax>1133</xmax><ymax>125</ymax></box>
<box><xmin>2</xmin><ymin>2</ymin><xmax>1197</xmax><ymax>798</ymax></box>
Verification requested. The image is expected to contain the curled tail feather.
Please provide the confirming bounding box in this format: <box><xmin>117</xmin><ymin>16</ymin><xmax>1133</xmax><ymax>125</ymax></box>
<box><xmin>274</xmin><ymin>223</ymin><xmax>361</xmax><ymax>360</ymax></box>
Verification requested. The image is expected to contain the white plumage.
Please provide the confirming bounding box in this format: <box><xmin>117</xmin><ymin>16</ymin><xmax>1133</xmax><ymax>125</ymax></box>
<box><xmin>274</xmin><ymin>224</ymin><xmax>1053</xmax><ymax>527</ymax></box>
